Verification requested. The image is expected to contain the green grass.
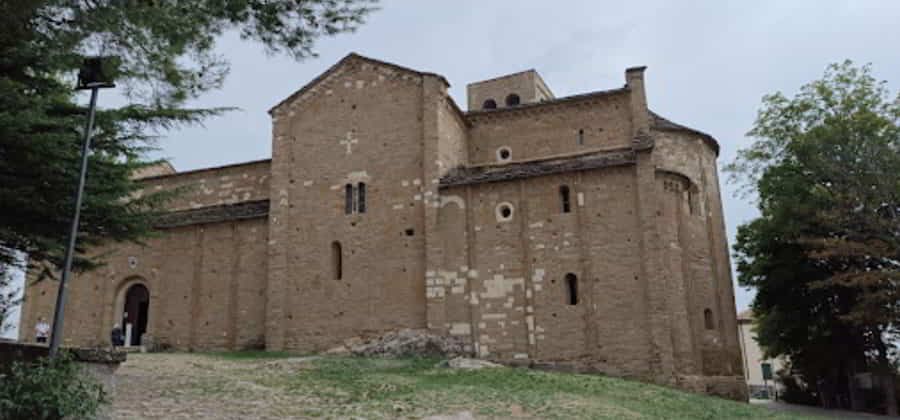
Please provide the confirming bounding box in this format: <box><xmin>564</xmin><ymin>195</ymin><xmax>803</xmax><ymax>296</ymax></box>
<box><xmin>234</xmin><ymin>356</ymin><xmax>812</xmax><ymax>419</ymax></box>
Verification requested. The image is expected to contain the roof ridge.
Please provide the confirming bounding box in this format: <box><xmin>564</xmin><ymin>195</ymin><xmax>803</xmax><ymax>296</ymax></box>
<box><xmin>138</xmin><ymin>158</ymin><xmax>272</xmax><ymax>182</ymax></box>
<box><xmin>648</xmin><ymin>110</ymin><xmax>720</xmax><ymax>155</ymax></box>
<box><xmin>466</xmin><ymin>69</ymin><xmax>538</xmax><ymax>87</ymax></box>
<box><xmin>268</xmin><ymin>53</ymin><xmax>449</xmax><ymax>114</ymax></box>
<box><xmin>347</xmin><ymin>53</ymin><xmax>449</xmax><ymax>85</ymax></box>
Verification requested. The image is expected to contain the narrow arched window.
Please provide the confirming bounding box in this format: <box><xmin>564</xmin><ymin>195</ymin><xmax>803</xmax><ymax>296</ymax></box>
<box><xmin>578</xmin><ymin>129</ymin><xmax>584</xmax><ymax>145</ymax></box>
<box><xmin>344</xmin><ymin>184</ymin><xmax>354</xmax><ymax>214</ymax></box>
<box><xmin>357</xmin><ymin>182</ymin><xmax>366</xmax><ymax>213</ymax></box>
<box><xmin>332</xmin><ymin>241</ymin><xmax>342</xmax><ymax>280</ymax></box>
<box><xmin>704</xmin><ymin>308</ymin><xmax>715</xmax><ymax>330</ymax></box>
<box><xmin>482</xmin><ymin>99</ymin><xmax>497</xmax><ymax>110</ymax></box>
<box><xmin>565</xmin><ymin>273</ymin><xmax>578</xmax><ymax>305</ymax></box>
<box><xmin>505</xmin><ymin>93</ymin><xmax>520</xmax><ymax>107</ymax></box>
<box><xmin>560</xmin><ymin>185</ymin><xmax>571</xmax><ymax>213</ymax></box>
<box><xmin>687</xmin><ymin>185</ymin><xmax>699</xmax><ymax>216</ymax></box>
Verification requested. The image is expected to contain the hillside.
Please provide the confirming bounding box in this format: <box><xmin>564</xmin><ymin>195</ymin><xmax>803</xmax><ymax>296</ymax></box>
<box><xmin>111</xmin><ymin>353</ymin><xmax>812</xmax><ymax>419</ymax></box>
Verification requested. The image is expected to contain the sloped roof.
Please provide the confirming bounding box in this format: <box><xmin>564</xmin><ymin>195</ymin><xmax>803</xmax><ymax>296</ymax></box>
<box><xmin>268</xmin><ymin>53</ymin><xmax>450</xmax><ymax>114</ymax></box>
<box><xmin>154</xmin><ymin>200</ymin><xmax>269</xmax><ymax>228</ymax></box>
<box><xmin>440</xmin><ymin>149</ymin><xmax>636</xmax><ymax>188</ymax></box>
<box><xmin>649</xmin><ymin>111</ymin><xmax>720</xmax><ymax>155</ymax></box>
<box><xmin>137</xmin><ymin>158</ymin><xmax>271</xmax><ymax>182</ymax></box>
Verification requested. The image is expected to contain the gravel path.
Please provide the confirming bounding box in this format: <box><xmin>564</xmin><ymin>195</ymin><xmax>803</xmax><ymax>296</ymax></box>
<box><xmin>751</xmin><ymin>399</ymin><xmax>891</xmax><ymax>419</ymax></box>
<box><xmin>111</xmin><ymin>353</ymin><xmax>321</xmax><ymax>419</ymax></box>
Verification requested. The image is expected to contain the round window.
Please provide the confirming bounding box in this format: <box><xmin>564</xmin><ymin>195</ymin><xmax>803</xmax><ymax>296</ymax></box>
<box><xmin>495</xmin><ymin>202</ymin><xmax>515</xmax><ymax>222</ymax></box>
<box><xmin>496</xmin><ymin>147</ymin><xmax>512</xmax><ymax>162</ymax></box>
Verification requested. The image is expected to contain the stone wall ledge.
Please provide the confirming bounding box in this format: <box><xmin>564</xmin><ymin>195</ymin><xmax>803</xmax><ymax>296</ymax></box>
<box><xmin>0</xmin><ymin>341</ymin><xmax>126</xmax><ymax>367</ymax></box>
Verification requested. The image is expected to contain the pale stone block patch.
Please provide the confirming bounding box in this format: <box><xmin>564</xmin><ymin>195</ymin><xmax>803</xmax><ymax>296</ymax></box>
<box><xmin>449</xmin><ymin>323</ymin><xmax>471</xmax><ymax>336</ymax></box>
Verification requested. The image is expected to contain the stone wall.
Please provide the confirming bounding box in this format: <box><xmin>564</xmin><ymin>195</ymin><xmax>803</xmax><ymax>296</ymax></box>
<box><xmin>466</xmin><ymin>70</ymin><xmax>553</xmax><ymax>111</ymax></box>
<box><xmin>266</xmin><ymin>56</ymin><xmax>432</xmax><ymax>352</ymax></box>
<box><xmin>424</xmin><ymin>62</ymin><xmax>745</xmax><ymax>400</ymax></box>
<box><xmin>138</xmin><ymin>159</ymin><xmax>270</xmax><ymax>211</ymax></box>
<box><xmin>432</xmin><ymin>163</ymin><xmax>653</xmax><ymax>378</ymax></box>
<box><xmin>21</xmin><ymin>217</ymin><xmax>269</xmax><ymax>351</ymax></box>
<box><xmin>654</xmin><ymin>130</ymin><xmax>744</xmax><ymax>377</ymax></box>
<box><xmin>466</xmin><ymin>90</ymin><xmax>632</xmax><ymax>165</ymax></box>
<box><xmin>436</xmin><ymin>97</ymin><xmax>469</xmax><ymax>175</ymax></box>
<box><xmin>21</xmin><ymin>150</ymin><xmax>271</xmax><ymax>351</ymax></box>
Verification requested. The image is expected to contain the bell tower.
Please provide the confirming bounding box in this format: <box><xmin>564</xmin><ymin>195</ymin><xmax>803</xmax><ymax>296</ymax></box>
<box><xmin>466</xmin><ymin>69</ymin><xmax>554</xmax><ymax>111</ymax></box>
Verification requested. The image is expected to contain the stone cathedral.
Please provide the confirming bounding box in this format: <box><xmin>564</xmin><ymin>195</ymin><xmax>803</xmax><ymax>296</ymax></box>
<box><xmin>23</xmin><ymin>53</ymin><xmax>746</xmax><ymax>399</ymax></box>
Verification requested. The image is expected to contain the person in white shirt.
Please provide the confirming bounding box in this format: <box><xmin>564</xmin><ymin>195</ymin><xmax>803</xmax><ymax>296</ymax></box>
<box><xmin>35</xmin><ymin>317</ymin><xmax>50</xmax><ymax>344</ymax></box>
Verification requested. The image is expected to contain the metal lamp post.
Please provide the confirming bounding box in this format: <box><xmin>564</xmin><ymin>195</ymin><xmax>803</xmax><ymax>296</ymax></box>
<box><xmin>48</xmin><ymin>57</ymin><xmax>117</xmax><ymax>357</ymax></box>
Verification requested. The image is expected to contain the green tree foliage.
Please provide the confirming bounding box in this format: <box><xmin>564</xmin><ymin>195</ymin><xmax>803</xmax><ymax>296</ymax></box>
<box><xmin>0</xmin><ymin>0</ymin><xmax>376</xmax><ymax>276</ymax></box>
<box><xmin>729</xmin><ymin>61</ymin><xmax>900</xmax><ymax>414</ymax></box>
<box><xmin>22</xmin><ymin>0</ymin><xmax>377</xmax><ymax>106</ymax></box>
<box><xmin>0</xmin><ymin>353</ymin><xmax>106</xmax><ymax>420</ymax></box>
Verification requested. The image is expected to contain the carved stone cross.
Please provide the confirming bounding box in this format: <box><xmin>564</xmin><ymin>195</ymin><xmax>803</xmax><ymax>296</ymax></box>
<box><xmin>339</xmin><ymin>131</ymin><xmax>358</xmax><ymax>154</ymax></box>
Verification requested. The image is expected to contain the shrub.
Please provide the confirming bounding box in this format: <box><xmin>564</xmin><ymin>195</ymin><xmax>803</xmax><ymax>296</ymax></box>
<box><xmin>778</xmin><ymin>373</ymin><xmax>818</xmax><ymax>406</ymax></box>
<box><xmin>0</xmin><ymin>354</ymin><xmax>106</xmax><ymax>420</ymax></box>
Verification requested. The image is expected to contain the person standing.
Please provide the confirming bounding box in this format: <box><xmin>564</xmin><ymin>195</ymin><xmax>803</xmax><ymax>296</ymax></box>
<box><xmin>110</xmin><ymin>324</ymin><xmax>124</xmax><ymax>347</ymax></box>
<box><xmin>35</xmin><ymin>317</ymin><xmax>50</xmax><ymax>344</ymax></box>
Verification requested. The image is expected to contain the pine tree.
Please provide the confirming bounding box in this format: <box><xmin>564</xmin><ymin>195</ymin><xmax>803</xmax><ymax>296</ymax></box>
<box><xmin>0</xmin><ymin>0</ymin><xmax>376</xmax><ymax>314</ymax></box>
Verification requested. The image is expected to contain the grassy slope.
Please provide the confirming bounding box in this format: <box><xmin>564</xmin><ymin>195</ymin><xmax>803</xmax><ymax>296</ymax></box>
<box><xmin>202</xmin><ymin>353</ymin><xmax>811</xmax><ymax>419</ymax></box>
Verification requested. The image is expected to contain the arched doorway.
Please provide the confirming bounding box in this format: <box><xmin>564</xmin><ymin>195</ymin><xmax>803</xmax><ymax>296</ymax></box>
<box><xmin>122</xmin><ymin>284</ymin><xmax>150</xmax><ymax>346</ymax></box>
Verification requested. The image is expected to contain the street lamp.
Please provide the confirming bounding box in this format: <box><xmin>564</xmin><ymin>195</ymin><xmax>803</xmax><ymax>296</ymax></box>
<box><xmin>48</xmin><ymin>57</ymin><xmax>117</xmax><ymax>357</ymax></box>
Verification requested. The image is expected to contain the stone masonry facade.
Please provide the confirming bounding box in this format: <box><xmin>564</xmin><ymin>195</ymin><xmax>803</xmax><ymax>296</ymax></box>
<box><xmin>22</xmin><ymin>53</ymin><xmax>747</xmax><ymax>400</ymax></box>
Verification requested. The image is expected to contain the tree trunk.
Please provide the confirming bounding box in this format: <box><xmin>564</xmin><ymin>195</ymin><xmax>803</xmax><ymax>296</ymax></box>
<box><xmin>847</xmin><ymin>359</ymin><xmax>864</xmax><ymax>411</ymax></box>
<box><xmin>817</xmin><ymin>371</ymin><xmax>837</xmax><ymax>409</ymax></box>
<box><xmin>884</xmin><ymin>373</ymin><xmax>898</xmax><ymax>417</ymax></box>
<box><xmin>874</xmin><ymin>333</ymin><xmax>898</xmax><ymax>416</ymax></box>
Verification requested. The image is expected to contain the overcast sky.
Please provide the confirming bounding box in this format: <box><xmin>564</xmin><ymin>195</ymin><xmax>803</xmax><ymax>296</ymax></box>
<box><xmin>6</xmin><ymin>0</ymin><xmax>900</xmax><ymax>339</ymax></box>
